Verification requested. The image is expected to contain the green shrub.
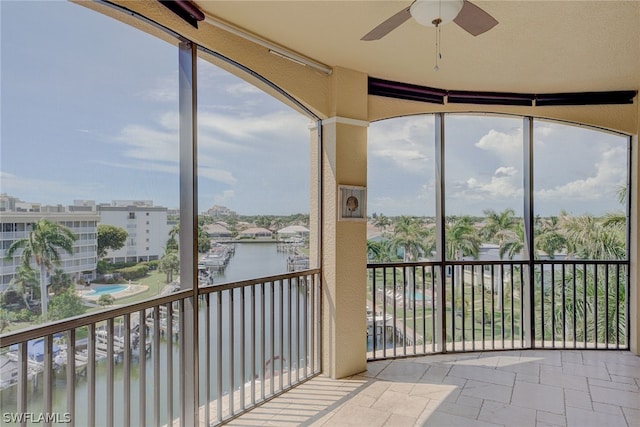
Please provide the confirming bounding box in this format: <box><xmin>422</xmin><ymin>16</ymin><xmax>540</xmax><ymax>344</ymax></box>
<box><xmin>115</xmin><ymin>264</ymin><xmax>149</xmax><ymax>280</ymax></box>
<box><xmin>15</xmin><ymin>309</ymin><xmax>33</xmax><ymax>322</ymax></box>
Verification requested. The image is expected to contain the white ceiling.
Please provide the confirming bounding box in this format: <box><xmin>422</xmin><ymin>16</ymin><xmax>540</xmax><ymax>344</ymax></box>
<box><xmin>193</xmin><ymin>0</ymin><xmax>640</xmax><ymax>94</ymax></box>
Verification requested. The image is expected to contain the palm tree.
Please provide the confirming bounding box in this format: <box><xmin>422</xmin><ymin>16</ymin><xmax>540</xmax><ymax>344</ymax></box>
<box><xmin>49</xmin><ymin>268</ymin><xmax>73</xmax><ymax>296</ymax></box>
<box><xmin>373</xmin><ymin>214</ymin><xmax>391</xmax><ymax>232</ymax></box>
<box><xmin>561</xmin><ymin>215</ymin><xmax>625</xmax><ymax>260</ymax></box>
<box><xmin>367</xmin><ymin>239</ymin><xmax>394</xmax><ymax>263</ymax></box>
<box><xmin>6</xmin><ymin>219</ymin><xmax>76</xmax><ymax>320</ymax></box>
<box><xmin>481</xmin><ymin>209</ymin><xmax>517</xmax><ymax>309</ymax></box>
<box><xmin>445</xmin><ymin>216</ymin><xmax>480</xmax><ymax>261</ymax></box>
<box><xmin>535</xmin><ymin>216</ymin><xmax>566</xmax><ymax>259</ymax></box>
<box><xmin>5</xmin><ymin>262</ymin><xmax>38</xmax><ymax>309</ymax></box>
<box><xmin>480</xmin><ymin>208</ymin><xmax>516</xmax><ymax>247</ymax></box>
<box><xmin>391</xmin><ymin>216</ymin><xmax>435</xmax><ymax>262</ymax></box>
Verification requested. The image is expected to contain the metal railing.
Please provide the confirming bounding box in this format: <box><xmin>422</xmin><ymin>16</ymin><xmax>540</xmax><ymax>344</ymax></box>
<box><xmin>366</xmin><ymin>260</ymin><xmax>628</xmax><ymax>360</ymax></box>
<box><xmin>0</xmin><ymin>269</ymin><xmax>321</xmax><ymax>426</ymax></box>
<box><xmin>198</xmin><ymin>270</ymin><xmax>321</xmax><ymax>425</ymax></box>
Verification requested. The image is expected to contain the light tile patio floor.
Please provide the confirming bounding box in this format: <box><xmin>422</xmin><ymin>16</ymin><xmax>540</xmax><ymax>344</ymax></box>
<box><xmin>228</xmin><ymin>350</ymin><xmax>640</xmax><ymax>426</ymax></box>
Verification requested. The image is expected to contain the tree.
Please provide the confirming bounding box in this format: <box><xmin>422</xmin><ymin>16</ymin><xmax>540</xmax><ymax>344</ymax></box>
<box><xmin>367</xmin><ymin>239</ymin><xmax>394</xmax><ymax>263</ymax></box>
<box><xmin>159</xmin><ymin>251</ymin><xmax>180</xmax><ymax>283</ymax></box>
<box><xmin>169</xmin><ymin>223</ymin><xmax>211</xmax><ymax>253</ymax></box>
<box><xmin>480</xmin><ymin>208</ymin><xmax>516</xmax><ymax>248</ymax></box>
<box><xmin>5</xmin><ymin>263</ymin><xmax>38</xmax><ymax>309</ymax></box>
<box><xmin>535</xmin><ymin>216</ymin><xmax>566</xmax><ymax>259</ymax></box>
<box><xmin>49</xmin><ymin>268</ymin><xmax>73</xmax><ymax>296</ymax></box>
<box><xmin>445</xmin><ymin>216</ymin><xmax>480</xmax><ymax>261</ymax></box>
<box><xmin>98</xmin><ymin>294</ymin><xmax>116</xmax><ymax>308</ymax></box>
<box><xmin>373</xmin><ymin>214</ymin><xmax>391</xmax><ymax>232</ymax></box>
<box><xmin>0</xmin><ymin>309</ymin><xmax>12</xmax><ymax>334</ymax></box>
<box><xmin>47</xmin><ymin>290</ymin><xmax>87</xmax><ymax>321</ymax></box>
<box><xmin>97</xmin><ymin>224</ymin><xmax>128</xmax><ymax>258</ymax></box>
<box><xmin>6</xmin><ymin>219</ymin><xmax>76</xmax><ymax>320</ymax></box>
<box><xmin>561</xmin><ymin>214</ymin><xmax>625</xmax><ymax>260</ymax></box>
<box><xmin>391</xmin><ymin>216</ymin><xmax>435</xmax><ymax>262</ymax></box>
<box><xmin>198</xmin><ymin>225</ymin><xmax>211</xmax><ymax>253</ymax></box>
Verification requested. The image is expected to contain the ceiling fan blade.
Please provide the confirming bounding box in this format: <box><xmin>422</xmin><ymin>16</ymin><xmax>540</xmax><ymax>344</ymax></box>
<box><xmin>361</xmin><ymin>6</ymin><xmax>412</xmax><ymax>41</ymax></box>
<box><xmin>453</xmin><ymin>0</ymin><xmax>498</xmax><ymax>36</ymax></box>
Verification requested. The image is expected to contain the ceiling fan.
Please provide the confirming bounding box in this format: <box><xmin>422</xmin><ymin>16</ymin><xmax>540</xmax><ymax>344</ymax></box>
<box><xmin>361</xmin><ymin>0</ymin><xmax>498</xmax><ymax>41</ymax></box>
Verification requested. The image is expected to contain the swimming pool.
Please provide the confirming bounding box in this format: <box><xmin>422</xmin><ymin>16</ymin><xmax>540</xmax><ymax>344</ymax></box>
<box><xmin>413</xmin><ymin>291</ymin><xmax>432</xmax><ymax>302</ymax></box>
<box><xmin>85</xmin><ymin>284</ymin><xmax>128</xmax><ymax>297</ymax></box>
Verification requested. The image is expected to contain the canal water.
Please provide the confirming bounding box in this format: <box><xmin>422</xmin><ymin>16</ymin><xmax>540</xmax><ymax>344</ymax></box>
<box><xmin>1</xmin><ymin>242</ymin><xmax>307</xmax><ymax>426</ymax></box>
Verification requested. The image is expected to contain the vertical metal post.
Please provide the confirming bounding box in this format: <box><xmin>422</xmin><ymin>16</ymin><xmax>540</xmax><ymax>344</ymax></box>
<box><xmin>43</xmin><ymin>335</ymin><xmax>53</xmax><ymax>427</ymax></box>
<box><xmin>240</xmin><ymin>288</ymin><xmax>246</xmax><ymax>409</ymax></box>
<box><xmin>287</xmin><ymin>280</ymin><xmax>292</xmax><ymax>387</ymax></box>
<box><xmin>204</xmin><ymin>295</ymin><xmax>211</xmax><ymax>424</ymax></box>
<box><xmin>67</xmin><ymin>329</ymin><xmax>76</xmax><ymax>427</ymax></box>
<box><xmin>471</xmin><ymin>266</ymin><xmax>476</xmax><ymax>351</ymax></box>
<box><xmin>138</xmin><ymin>310</ymin><xmax>146</xmax><ymax>427</ymax></box>
<box><xmin>123</xmin><ymin>315</ymin><xmax>131</xmax><ymax>427</ymax></box>
<box><xmin>251</xmin><ymin>285</ymin><xmax>256</xmax><ymax>402</ymax></box>
<box><xmin>106</xmin><ymin>320</ymin><xmax>114</xmax><ymax>427</ymax></box>
<box><xmin>435</xmin><ymin>113</ymin><xmax>446</xmax><ymax>352</ymax></box>
<box><xmin>88</xmin><ymin>324</ymin><xmax>96</xmax><ymax>427</ymax></box>
<box><xmin>522</xmin><ymin>116</ymin><xmax>535</xmax><ymax>348</ymax></box>
<box><xmin>229</xmin><ymin>290</ymin><xmax>235</xmax><ymax>414</ymax></box>
<box><xmin>216</xmin><ymin>293</ymin><xmax>222</xmax><ymax>422</ymax></box>
<box><xmin>153</xmin><ymin>307</ymin><xmax>161</xmax><ymax>426</ymax></box>
<box><xmin>279</xmin><ymin>280</ymin><xmax>284</xmax><ymax>389</ymax></box>
<box><xmin>178</xmin><ymin>40</ymin><xmax>198</xmax><ymax>427</ymax></box>
<box><xmin>382</xmin><ymin>267</ymin><xmax>387</xmax><ymax>358</ymax></box>
<box><xmin>18</xmin><ymin>341</ymin><xmax>27</xmax><ymax>427</ymax></box>
<box><xmin>166</xmin><ymin>303</ymin><xmax>173</xmax><ymax>425</ymax></box>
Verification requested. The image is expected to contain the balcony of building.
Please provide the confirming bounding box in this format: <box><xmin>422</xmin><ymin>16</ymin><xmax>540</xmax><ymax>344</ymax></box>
<box><xmin>1</xmin><ymin>1</ymin><xmax>639</xmax><ymax>426</ymax></box>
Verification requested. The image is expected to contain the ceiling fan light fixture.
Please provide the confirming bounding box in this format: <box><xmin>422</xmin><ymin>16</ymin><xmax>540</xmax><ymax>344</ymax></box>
<box><xmin>410</xmin><ymin>0</ymin><xmax>464</xmax><ymax>27</ymax></box>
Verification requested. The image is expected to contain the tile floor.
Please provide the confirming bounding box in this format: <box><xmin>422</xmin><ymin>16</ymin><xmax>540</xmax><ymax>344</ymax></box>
<box><xmin>229</xmin><ymin>350</ymin><xmax>640</xmax><ymax>426</ymax></box>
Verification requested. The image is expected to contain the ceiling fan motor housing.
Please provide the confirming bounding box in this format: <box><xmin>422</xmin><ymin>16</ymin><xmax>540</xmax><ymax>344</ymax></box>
<box><xmin>410</xmin><ymin>0</ymin><xmax>465</xmax><ymax>27</ymax></box>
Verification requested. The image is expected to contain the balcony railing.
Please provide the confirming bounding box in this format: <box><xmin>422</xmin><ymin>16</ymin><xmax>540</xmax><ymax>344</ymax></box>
<box><xmin>367</xmin><ymin>260</ymin><xmax>628</xmax><ymax>360</ymax></box>
<box><xmin>0</xmin><ymin>269</ymin><xmax>321</xmax><ymax>426</ymax></box>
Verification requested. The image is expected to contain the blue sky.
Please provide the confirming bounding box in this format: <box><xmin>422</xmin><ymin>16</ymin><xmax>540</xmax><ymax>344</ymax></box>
<box><xmin>1</xmin><ymin>1</ymin><xmax>629</xmax><ymax>217</ymax></box>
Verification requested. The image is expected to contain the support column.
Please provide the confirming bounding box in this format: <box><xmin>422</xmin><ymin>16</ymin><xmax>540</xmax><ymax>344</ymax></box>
<box><xmin>630</xmin><ymin>133</ymin><xmax>639</xmax><ymax>355</ymax></box>
<box><xmin>178</xmin><ymin>40</ymin><xmax>198</xmax><ymax>426</ymax></box>
<box><xmin>319</xmin><ymin>68</ymin><xmax>369</xmax><ymax>378</ymax></box>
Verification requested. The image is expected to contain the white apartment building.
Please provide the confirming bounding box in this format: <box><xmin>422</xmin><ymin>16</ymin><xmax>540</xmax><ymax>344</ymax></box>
<box><xmin>98</xmin><ymin>202</ymin><xmax>170</xmax><ymax>263</ymax></box>
<box><xmin>0</xmin><ymin>212</ymin><xmax>99</xmax><ymax>288</ymax></box>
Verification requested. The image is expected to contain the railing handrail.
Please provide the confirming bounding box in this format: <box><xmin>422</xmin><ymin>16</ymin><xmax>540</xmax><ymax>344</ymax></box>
<box><xmin>198</xmin><ymin>268</ymin><xmax>321</xmax><ymax>295</ymax></box>
<box><xmin>0</xmin><ymin>289</ymin><xmax>193</xmax><ymax>346</ymax></box>
<box><xmin>0</xmin><ymin>269</ymin><xmax>322</xmax><ymax>347</ymax></box>
<box><xmin>367</xmin><ymin>259</ymin><xmax>628</xmax><ymax>269</ymax></box>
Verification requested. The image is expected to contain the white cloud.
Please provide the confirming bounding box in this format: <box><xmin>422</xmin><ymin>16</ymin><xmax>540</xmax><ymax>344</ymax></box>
<box><xmin>536</xmin><ymin>145</ymin><xmax>625</xmax><ymax>201</ymax></box>
<box><xmin>495</xmin><ymin>166</ymin><xmax>517</xmax><ymax>177</ymax></box>
<box><xmin>453</xmin><ymin>166</ymin><xmax>522</xmax><ymax>201</ymax></box>
<box><xmin>369</xmin><ymin>116</ymin><xmax>434</xmax><ymax>173</ymax></box>
<box><xmin>475</xmin><ymin>128</ymin><xmax>522</xmax><ymax>164</ymax></box>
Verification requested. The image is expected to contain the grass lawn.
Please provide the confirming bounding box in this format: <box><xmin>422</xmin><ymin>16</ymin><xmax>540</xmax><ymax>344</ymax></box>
<box><xmin>85</xmin><ymin>270</ymin><xmax>170</xmax><ymax>313</ymax></box>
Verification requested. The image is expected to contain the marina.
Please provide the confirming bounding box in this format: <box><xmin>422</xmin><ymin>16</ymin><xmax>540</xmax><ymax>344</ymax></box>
<box><xmin>0</xmin><ymin>242</ymin><xmax>312</xmax><ymax>426</ymax></box>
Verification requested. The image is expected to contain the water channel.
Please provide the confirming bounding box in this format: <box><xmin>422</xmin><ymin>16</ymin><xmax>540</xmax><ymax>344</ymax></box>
<box><xmin>1</xmin><ymin>242</ymin><xmax>308</xmax><ymax>426</ymax></box>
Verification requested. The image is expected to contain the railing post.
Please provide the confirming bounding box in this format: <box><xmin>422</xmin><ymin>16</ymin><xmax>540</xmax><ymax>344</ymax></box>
<box><xmin>178</xmin><ymin>39</ymin><xmax>198</xmax><ymax>426</ymax></box>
